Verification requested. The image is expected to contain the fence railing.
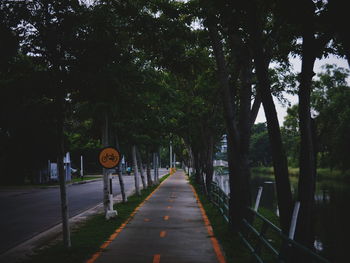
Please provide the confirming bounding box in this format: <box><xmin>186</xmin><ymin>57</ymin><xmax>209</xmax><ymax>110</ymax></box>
<box><xmin>209</xmin><ymin>181</ymin><xmax>330</xmax><ymax>263</ymax></box>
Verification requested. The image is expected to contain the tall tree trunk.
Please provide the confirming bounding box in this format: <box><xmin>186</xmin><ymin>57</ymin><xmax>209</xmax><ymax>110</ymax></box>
<box><xmin>246</xmin><ymin>0</ymin><xmax>293</xmax><ymax>233</ymax></box>
<box><xmin>146</xmin><ymin>149</ymin><xmax>153</xmax><ymax>186</ymax></box>
<box><xmin>102</xmin><ymin>114</ymin><xmax>111</xmax><ymax>214</ymax></box>
<box><xmin>136</xmin><ymin>147</ymin><xmax>147</xmax><ymax>189</ymax></box>
<box><xmin>156</xmin><ymin>150</ymin><xmax>160</xmax><ymax>181</ymax></box>
<box><xmin>207</xmin><ymin>20</ymin><xmax>247</xmax><ymax>232</ymax></box>
<box><xmin>115</xmin><ymin>135</ymin><xmax>126</xmax><ymax>203</ymax></box>
<box><xmin>56</xmin><ymin>93</ymin><xmax>71</xmax><ymax>248</ymax></box>
<box><xmin>238</xmin><ymin>54</ymin><xmax>253</xmax><ymax>209</ymax></box>
<box><xmin>295</xmin><ymin>16</ymin><xmax>317</xmax><ymax>249</ymax></box>
<box><xmin>132</xmin><ymin>145</ymin><xmax>140</xmax><ymax>195</ymax></box>
<box><xmin>204</xmin><ymin>134</ymin><xmax>214</xmax><ymax>195</ymax></box>
<box><xmin>193</xmin><ymin>150</ymin><xmax>202</xmax><ymax>185</ymax></box>
<box><xmin>153</xmin><ymin>152</ymin><xmax>159</xmax><ymax>184</ymax></box>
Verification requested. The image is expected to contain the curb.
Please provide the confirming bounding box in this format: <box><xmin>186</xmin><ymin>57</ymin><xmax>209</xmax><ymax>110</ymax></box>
<box><xmin>39</xmin><ymin>178</ymin><xmax>103</xmax><ymax>189</ymax></box>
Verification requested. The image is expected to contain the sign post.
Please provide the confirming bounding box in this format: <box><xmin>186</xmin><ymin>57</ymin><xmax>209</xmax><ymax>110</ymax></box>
<box><xmin>98</xmin><ymin>147</ymin><xmax>121</xmax><ymax>219</ymax></box>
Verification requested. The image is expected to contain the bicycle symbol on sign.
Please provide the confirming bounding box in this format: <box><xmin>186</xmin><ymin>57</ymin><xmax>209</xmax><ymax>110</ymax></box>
<box><xmin>102</xmin><ymin>153</ymin><xmax>117</xmax><ymax>163</ymax></box>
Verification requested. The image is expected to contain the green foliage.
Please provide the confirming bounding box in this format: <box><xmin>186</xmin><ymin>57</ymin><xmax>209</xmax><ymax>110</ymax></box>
<box><xmin>281</xmin><ymin>105</ymin><xmax>300</xmax><ymax>167</ymax></box>
<box><xmin>312</xmin><ymin>64</ymin><xmax>350</xmax><ymax>170</ymax></box>
<box><xmin>249</xmin><ymin>123</ymin><xmax>272</xmax><ymax>167</ymax></box>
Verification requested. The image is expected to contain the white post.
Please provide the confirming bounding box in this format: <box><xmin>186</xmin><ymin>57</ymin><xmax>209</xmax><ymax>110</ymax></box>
<box><xmin>174</xmin><ymin>153</ymin><xmax>176</xmax><ymax>168</ymax></box>
<box><xmin>254</xmin><ymin>186</ymin><xmax>263</xmax><ymax>212</ymax></box>
<box><xmin>169</xmin><ymin>142</ymin><xmax>173</xmax><ymax>168</ymax></box>
<box><xmin>80</xmin><ymin>155</ymin><xmax>83</xmax><ymax>178</ymax></box>
<box><xmin>288</xmin><ymin>201</ymin><xmax>301</xmax><ymax>240</ymax></box>
<box><xmin>106</xmin><ymin>174</ymin><xmax>117</xmax><ymax>219</ymax></box>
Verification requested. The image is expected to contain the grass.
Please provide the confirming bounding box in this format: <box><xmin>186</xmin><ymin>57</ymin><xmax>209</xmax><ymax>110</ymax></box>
<box><xmin>22</xmin><ymin>173</ymin><xmax>170</xmax><ymax>263</ymax></box>
<box><xmin>0</xmin><ymin>176</ymin><xmax>101</xmax><ymax>189</ymax></box>
<box><xmin>70</xmin><ymin>176</ymin><xmax>101</xmax><ymax>183</ymax></box>
<box><xmin>189</xmin><ymin>176</ymin><xmax>250</xmax><ymax>263</ymax></box>
<box><xmin>189</xmin><ymin>175</ymin><xmax>285</xmax><ymax>263</ymax></box>
<box><xmin>252</xmin><ymin>166</ymin><xmax>350</xmax><ymax>180</ymax></box>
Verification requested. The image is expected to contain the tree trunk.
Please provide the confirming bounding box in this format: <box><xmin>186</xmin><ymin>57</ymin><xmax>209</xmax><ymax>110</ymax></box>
<box><xmin>153</xmin><ymin>152</ymin><xmax>159</xmax><ymax>184</ymax></box>
<box><xmin>238</xmin><ymin>54</ymin><xmax>253</xmax><ymax>210</ymax></box>
<box><xmin>102</xmin><ymin>114</ymin><xmax>111</xmax><ymax>215</ymax></box>
<box><xmin>156</xmin><ymin>151</ymin><xmax>160</xmax><ymax>181</ymax></box>
<box><xmin>193</xmin><ymin>150</ymin><xmax>202</xmax><ymax>185</ymax></box>
<box><xmin>246</xmin><ymin>0</ymin><xmax>293</xmax><ymax>233</ymax></box>
<box><xmin>136</xmin><ymin>147</ymin><xmax>147</xmax><ymax>189</ymax></box>
<box><xmin>207</xmin><ymin>20</ymin><xmax>247</xmax><ymax>232</ymax></box>
<box><xmin>295</xmin><ymin>22</ymin><xmax>317</xmax><ymax>249</ymax></box>
<box><xmin>204</xmin><ymin>135</ymin><xmax>214</xmax><ymax>195</ymax></box>
<box><xmin>146</xmin><ymin>149</ymin><xmax>153</xmax><ymax>186</ymax></box>
<box><xmin>115</xmin><ymin>135</ymin><xmax>126</xmax><ymax>202</ymax></box>
<box><xmin>56</xmin><ymin>93</ymin><xmax>71</xmax><ymax>248</ymax></box>
<box><xmin>132</xmin><ymin>145</ymin><xmax>140</xmax><ymax>195</ymax></box>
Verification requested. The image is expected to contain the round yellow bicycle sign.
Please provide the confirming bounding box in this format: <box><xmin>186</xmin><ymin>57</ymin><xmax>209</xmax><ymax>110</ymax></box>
<box><xmin>98</xmin><ymin>147</ymin><xmax>121</xmax><ymax>169</ymax></box>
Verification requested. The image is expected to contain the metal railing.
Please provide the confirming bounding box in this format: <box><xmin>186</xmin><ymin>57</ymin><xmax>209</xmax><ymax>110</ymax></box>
<box><xmin>209</xmin><ymin>181</ymin><xmax>330</xmax><ymax>263</ymax></box>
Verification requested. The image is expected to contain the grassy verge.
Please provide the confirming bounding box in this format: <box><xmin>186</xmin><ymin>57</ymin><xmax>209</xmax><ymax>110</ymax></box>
<box><xmin>22</xmin><ymin>173</ymin><xmax>170</xmax><ymax>263</ymax></box>
<box><xmin>0</xmin><ymin>176</ymin><xmax>101</xmax><ymax>189</ymax></box>
<box><xmin>252</xmin><ymin>166</ymin><xmax>350</xmax><ymax>180</ymax></box>
<box><xmin>189</xmin><ymin>176</ymin><xmax>282</xmax><ymax>263</ymax></box>
<box><xmin>189</xmin><ymin>176</ymin><xmax>249</xmax><ymax>263</ymax></box>
<box><xmin>70</xmin><ymin>176</ymin><xmax>101</xmax><ymax>183</ymax></box>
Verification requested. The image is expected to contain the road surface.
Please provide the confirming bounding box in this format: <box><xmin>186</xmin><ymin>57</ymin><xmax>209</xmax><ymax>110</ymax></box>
<box><xmin>0</xmin><ymin>169</ymin><xmax>168</xmax><ymax>254</ymax></box>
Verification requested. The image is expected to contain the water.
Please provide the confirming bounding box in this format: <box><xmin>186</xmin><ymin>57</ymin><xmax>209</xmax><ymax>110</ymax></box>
<box><xmin>213</xmin><ymin>172</ymin><xmax>350</xmax><ymax>261</ymax></box>
<box><xmin>250</xmin><ymin>174</ymin><xmax>350</xmax><ymax>262</ymax></box>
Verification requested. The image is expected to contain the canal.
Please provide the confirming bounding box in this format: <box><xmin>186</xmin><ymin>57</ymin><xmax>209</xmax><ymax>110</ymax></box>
<box><xmin>214</xmin><ymin>172</ymin><xmax>350</xmax><ymax>262</ymax></box>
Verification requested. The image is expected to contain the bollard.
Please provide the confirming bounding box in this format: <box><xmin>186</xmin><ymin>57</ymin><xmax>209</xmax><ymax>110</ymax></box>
<box><xmin>288</xmin><ymin>201</ymin><xmax>300</xmax><ymax>240</ymax></box>
<box><xmin>254</xmin><ymin>186</ymin><xmax>263</xmax><ymax>212</ymax></box>
<box><xmin>106</xmin><ymin>174</ymin><xmax>117</xmax><ymax>219</ymax></box>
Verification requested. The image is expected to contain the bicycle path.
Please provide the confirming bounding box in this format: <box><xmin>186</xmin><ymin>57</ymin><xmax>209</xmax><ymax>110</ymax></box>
<box><xmin>88</xmin><ymin>170</ymin><xmax>226</xmax><ymax>263</ymax></box>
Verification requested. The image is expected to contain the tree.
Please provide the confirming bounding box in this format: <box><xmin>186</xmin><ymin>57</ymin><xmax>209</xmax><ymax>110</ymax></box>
<box><xmin>281</xmin><ymin>105</ymin><xmax>300</xmax><ymax>167</ymax></box>
<box><xmin>312</xmin><ymin>64</ymin><xmax>350</xmax><ymax>170</ymax></box>
<box><xmin>6</xmin><ymin>0</ymin><xmax>87</xmax><ymax>248</ymax></box>
<box><xmin>249</xmin><ymin>123</ymin><xmax>272</xmax><ymax>167</ymax></box>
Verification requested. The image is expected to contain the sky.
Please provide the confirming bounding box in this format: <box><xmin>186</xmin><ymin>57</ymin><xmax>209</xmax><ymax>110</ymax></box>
<box><xmin>255</xmin><ymin>55</ymin><xmax>350</xmax><ymax>125</ymax></box>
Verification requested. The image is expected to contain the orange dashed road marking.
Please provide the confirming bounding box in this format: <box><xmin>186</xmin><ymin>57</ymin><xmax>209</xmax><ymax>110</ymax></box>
<box><xmin>163</xmin><ymin>215</ymin><xmax>169</xmax><ymax>221</ymax></box>
<box><xmin>144</xmin><ymin>218</ymin><xmax>150</xmax><ymax>222</ymax></box>
<box><xmin>153</xmin><ymin>254</ymin><xmax>161</xmax><ymax>263</ymax></box>
<box><xmin>85</xmin><ymin>174</ymin><xmax>171</xmax><ymax>263</ymax></box>
<box><xmin>160</xmin><ymin>231</ymin><xmax>167</xmax><ymax>238</ymax></box>
<box><xmin>190</xmin><ymin>184</ymin><xmax>227</xmax><ymax>263</ymax></box>
<box><xmin>166</xmin><ymin>206</ymin><xmax>172</xmax><ymax>209</ymax></box>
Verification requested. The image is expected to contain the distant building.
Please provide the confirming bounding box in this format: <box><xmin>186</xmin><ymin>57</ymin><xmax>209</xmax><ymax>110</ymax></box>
<box><xmin>214</xmin><ymin>135</ymin><xmax>228</xmax><ymax>162</ymax></box>
<box><xmin>220</xmin><ymin>135</ymin><xmax>227</xmax><ymax>153</ymax></box>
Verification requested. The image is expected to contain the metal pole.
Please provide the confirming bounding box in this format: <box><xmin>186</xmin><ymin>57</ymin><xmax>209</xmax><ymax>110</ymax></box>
<box><xmin>80</xmin><ymin>155</ymin><xmax>83</xmax><ymax>179</ymax></box>
<box><xmin>254</xmin><ymin>187</ymin><xmax>263</xmax><ymax>212</ymax></box>
<box><xmin>289</xmin><ymin>201</ymin><xmax>300</xmax><ymax>240</ymax></box>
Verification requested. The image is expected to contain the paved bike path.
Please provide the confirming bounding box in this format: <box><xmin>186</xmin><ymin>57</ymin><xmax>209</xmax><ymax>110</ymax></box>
<box><xmin>89</xmin><ymin>170</ymin><xmax>225</xmax><ymax>263</ymax></box>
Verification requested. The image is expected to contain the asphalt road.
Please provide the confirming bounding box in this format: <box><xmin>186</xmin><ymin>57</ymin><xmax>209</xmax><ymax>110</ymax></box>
<box><xmin>0</xmin><ymin>169</ymin><xmax>168</xmax><ymax>254</ymax></box>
